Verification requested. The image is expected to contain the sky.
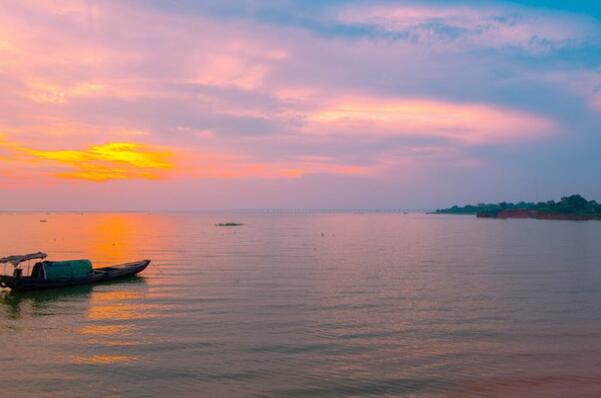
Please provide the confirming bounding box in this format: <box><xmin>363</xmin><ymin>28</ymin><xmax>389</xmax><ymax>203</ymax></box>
<box><xmin>0</xmin><ymin>0</ymin><xmax>600</xmax><ymax>210</ymax></box>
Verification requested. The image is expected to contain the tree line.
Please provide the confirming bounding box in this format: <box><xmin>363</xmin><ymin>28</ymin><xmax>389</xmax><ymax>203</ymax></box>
<box><xmin>434</xmin><ymin>194</ymin><xmax>601</xmax><ymax>216</ymax></box>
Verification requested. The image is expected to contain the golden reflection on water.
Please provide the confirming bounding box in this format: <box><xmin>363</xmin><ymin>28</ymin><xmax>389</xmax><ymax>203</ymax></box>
<box><xmin>78</xmin><ymin>324</ymin><xmax>131</xmax><ymax>336</ymax></box>
<box><xmin>91</xmin><ymin>290</ymin><xmax>145</xmax><ymax>302</ymax></box>
<box><xmin>75</xmin><ymin>280</ymin><xmax>151</xmax><ymax>363</ymax></box>
<box><xmin>86</xmin><ymin>303</ymin><xmax>152</xmax><ymax>321</ymax></box>
<box><xmin>73</xmin><ymin>354</ymin><xmax>139</xmax><ymax>365</ymax></box>
<box><xmin>85</xmin><ymin>214</ymin><xmax>137</xmax><ymax>265</ymax></box>
<box><xmin>2</xmin><ymin>212</ymin><xmax>173</xmax><ymax>266</ymax></box>
<box><xmin>85</xmin><ymin>285</ymin><xmax>154</xmax><ymax>321</ymax></box>
<box><xmin>0</xmin><ymin>278</ymin><xmax>152</xmax><ymax>365</ymax></box>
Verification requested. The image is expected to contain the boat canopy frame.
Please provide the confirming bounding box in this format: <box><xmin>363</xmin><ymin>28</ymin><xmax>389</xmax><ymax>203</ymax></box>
<box><xmin>0</xmin><ymin>252</ymin><xmax>48</xmax><ymax>267</ymax></box>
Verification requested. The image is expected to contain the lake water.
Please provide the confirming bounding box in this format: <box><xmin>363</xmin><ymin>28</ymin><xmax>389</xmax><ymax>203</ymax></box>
<box><xmin>1</xmin><ymin>212</ymin><xmax>601</xmax><ymax>397</ymax></box>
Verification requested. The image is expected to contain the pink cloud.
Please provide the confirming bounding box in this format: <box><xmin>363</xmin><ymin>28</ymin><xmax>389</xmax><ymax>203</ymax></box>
<box><xmin>306</xmin><ymin>96</ymin><xmax>555</xmax><ymax>144</ymax></box>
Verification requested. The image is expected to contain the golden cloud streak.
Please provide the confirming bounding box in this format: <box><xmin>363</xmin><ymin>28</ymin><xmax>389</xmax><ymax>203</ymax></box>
<box><xmin>28</xmin><ymin>142</ymin><xmax>174</xmax><ymax>181</ymax></box>
<box><xmin>0</xmin><ymin>135</ymin><xmax>372</xmax><ymax>183</ymax></box>
<box><xmin>24</xmin><ymin>142</ymin><xmax>175</xmax><ymax>182</ymax></box>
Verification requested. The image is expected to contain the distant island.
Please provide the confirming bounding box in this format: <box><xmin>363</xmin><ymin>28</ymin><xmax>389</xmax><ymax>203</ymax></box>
<box><xmin>433</xmin><ymin>194</ymin><xmax>601</xmax><ymax>220</ymax></box>
<box><xmin>215</xmin><ymin>222</ymin><xmax>244</xmax><ymax>227</ymax></box>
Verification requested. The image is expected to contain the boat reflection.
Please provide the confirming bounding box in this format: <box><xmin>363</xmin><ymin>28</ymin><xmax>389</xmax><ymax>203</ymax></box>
<box><xmin>0</xmin><ymin>276</ymin><xmax>147</xmax><ymax>320</ymax></box>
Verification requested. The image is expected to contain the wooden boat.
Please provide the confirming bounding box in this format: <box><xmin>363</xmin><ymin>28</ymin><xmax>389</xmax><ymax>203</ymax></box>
<box><xmin>0</xmin><ymin>252</ymin><xmax>150</xmax><ymax>292</ymax></box>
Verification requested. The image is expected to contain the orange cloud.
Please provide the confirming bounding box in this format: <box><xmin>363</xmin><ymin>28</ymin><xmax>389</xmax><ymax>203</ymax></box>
<box><xmin>26</xmin><ymin>142</ymin><xmax>175</xmax><ymax>182</ymax></box>
<box><xmin>308</xmin><ymin>97</ymin><xmax>555</xmax><ymax>144</ymax></box>
<box><xmin>1</xmin><ymin>135</ymin><xmax>373</xmax><ymax>183</ymax></box>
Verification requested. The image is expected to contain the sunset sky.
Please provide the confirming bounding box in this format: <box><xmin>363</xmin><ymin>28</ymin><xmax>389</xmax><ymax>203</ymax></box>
<box><xmin>1</xmin><ymin>0</ymin><xmax>600</xmax><ymax>210</ymax></box>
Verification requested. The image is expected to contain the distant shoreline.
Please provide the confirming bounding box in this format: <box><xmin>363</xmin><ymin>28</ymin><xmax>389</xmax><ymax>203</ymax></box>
<box><xmin>434</xmin><ymin>194</ymin><xmax>601</xmax><ymax>221</ymax></box>
<box><xmin>477</xmin><ymin>209</ymin><xmax>600</xmax><ymax>221</ymax></box>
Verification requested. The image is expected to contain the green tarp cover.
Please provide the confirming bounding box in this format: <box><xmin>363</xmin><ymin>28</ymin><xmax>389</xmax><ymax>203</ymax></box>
<box><xmin>43</xmin><ymin>260</ymin><xmax>93</xmax><ymax>280</ymax></box>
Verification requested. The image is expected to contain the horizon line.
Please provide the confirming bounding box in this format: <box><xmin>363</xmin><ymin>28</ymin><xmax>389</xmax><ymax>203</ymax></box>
<box><xmin>0</xmin><ymin>208</ymin><xmax>433</xmax><ymax>214</ymax></box>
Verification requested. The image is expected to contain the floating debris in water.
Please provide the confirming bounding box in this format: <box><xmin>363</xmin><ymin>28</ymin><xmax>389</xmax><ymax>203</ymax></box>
<box><xmin>215</xmin><ymin>222</ymin><xmax>244</xmax><ymax>227</ymax></box>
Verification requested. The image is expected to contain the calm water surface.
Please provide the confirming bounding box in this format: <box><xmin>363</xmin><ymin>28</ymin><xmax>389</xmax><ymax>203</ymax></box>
<box><xmin>1</xmin><ymin>212</ymin><xmax>601</xmax><ymax>397</ymax></box>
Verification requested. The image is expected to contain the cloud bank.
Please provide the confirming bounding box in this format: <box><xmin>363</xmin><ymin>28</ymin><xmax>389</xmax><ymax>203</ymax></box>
<box><xmin>0</xmin><ymin>0</ymin><xmax>599</xmax><ymax>208</ymax></box>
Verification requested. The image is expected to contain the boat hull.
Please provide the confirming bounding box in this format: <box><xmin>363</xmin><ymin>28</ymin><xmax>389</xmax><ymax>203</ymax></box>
<box><xmin>0</xmin><ymin>260</ymin><xmax>150</xmax><ymax>291</ymax></box>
